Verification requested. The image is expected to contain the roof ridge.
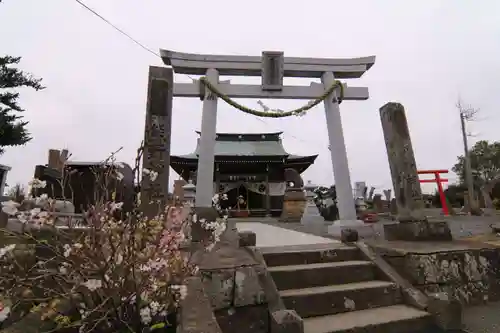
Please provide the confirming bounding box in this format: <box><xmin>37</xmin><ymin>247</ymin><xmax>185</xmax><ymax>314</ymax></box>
<box><xmin>195</xmin><ymin>131</ymin><xmax>283</xmax><ymax>136</ymax></box>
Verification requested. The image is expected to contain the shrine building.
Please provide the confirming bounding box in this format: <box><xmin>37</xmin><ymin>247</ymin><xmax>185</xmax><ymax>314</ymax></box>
<box><xmin>170</xmin><ymin>132</ymin><xmax>317</xmax><ymax>217</ymax></box>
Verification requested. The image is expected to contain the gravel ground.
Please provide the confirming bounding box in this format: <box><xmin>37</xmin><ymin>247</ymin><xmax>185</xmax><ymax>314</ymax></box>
<box><xmin>462</xmin><ymin>301</ymin><xmax>500</xmax><ymax>333</ymax></box>
<box><xmin>260</xmin><ymin>211</ymin><xmax>500</xmax><ymax>241</ymax></box>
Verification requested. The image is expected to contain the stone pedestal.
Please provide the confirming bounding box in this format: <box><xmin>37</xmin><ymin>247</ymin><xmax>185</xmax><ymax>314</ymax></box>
<box><xmin>279</xmin><ymin>189</ymin><xmax>306</xmax><ymax>223</ymax></box>
<box><xmin>327</xmin><ymin>219</ymin><xmax>374</xmax><ymax>238</ymax></box>
<box><xmin>383</xmin><ymin>220</ymin><xmax>452</xmax><ymax>241</ymax></box>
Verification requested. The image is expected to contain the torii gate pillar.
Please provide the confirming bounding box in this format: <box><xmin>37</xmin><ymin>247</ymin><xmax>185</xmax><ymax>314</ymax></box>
<box><xmin>195</xmin><ymin>68</ymin><xmax>219</xmax><ymax>208</ymax></box>
<box><xmin>322</xmin><ymin>72</ymin><xmax>368</xmax><ymax>237</ymax></box>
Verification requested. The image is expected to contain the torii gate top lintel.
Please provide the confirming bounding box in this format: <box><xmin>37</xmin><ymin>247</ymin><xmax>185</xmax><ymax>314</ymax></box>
<box><xmin>160</xmin><ymin>49</ymin><xmax>376</xmax><ymax>79</ymax></box>
<box><xmin>160</xmin><ymin>49</ymin><xmax>375</xmax><ymax>101</ymax></box>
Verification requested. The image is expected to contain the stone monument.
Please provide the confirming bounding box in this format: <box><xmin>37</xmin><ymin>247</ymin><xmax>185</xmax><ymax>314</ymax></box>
<box><xmin>140</xmin><ymin>66</ymin><xmax>173</xmax><ymax>219</ymax></box>
<box><xmin>379</xmin><ymin>102</ymin><xmax>452</xmax><ymax>241</ymax></box>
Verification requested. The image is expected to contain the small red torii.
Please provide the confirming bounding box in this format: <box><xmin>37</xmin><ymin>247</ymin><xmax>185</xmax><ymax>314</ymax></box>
<box><xmin>417</xmin><ymin>169</ymin><xmax>449</xmax><ymax>215</ymax></box>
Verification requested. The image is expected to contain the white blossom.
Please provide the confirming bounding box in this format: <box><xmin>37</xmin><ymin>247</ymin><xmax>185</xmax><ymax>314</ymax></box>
<box><xmin>115</xmin><ymin>171</ymin><xmax>124</xmax><ymax>181</ymax></box>
<box><xmin>142</xmin><ymin>168</ymin><xmax>158</xmax><ymax>182</ymax></box>
<box><xmin>59</xmin><ymin>266</ymin><xmax>68</xmax><ymax>274</ymax></box>
<box><xmin>110</xmin><ymin>202</ymin><xmax>124</xmax><ymax>212</ymax></box>
<box><xmin>149</xmin><ymin>171</ymin><xmax>158</xmax><ymax>182</ymax></box>
<box><xmin>0</xmin><ymin>304</ymin><xmax>11</xmax><ymax>322</ymax></box>
<box><xmin>82</xmin><ymin>279</ymin><xmax>102</xmax><ymax>291</ymax></box>
<box><xmin>63</xmin><ymin>244</ymin><xmax>72</xmax><ymax>258</ymax></box>
<box><xmin>149</xmin><ymin>301</ymin><xmax>160</xmax><ymax>316</ymax></box>
<box><xmin>35</xmin><ymin>193</ymin><xmax>49</xmax><ymax>206</ymax></box>
<box><xmin>170</xmin><ymin>284</ymin><xmax>188</xmax><ymax>300</ymax></box>
<box><xmin>139</xmin><ymin>307</ymin><xmax>152</xmax><ymax>325</ymax></box>
<box><xmin>0</xmin><ymin>244</ymin><xmax>16</xmax><ymax>259</ymax></box>
<box><xmin>1</xmin><ymin>200</ymin><xmax>19</xmax><ymax>216</ymax></box>
<box><xmin>28</xmin><ymin>178</ymin><xmax>47</xmax><ymax>189</ymax></box>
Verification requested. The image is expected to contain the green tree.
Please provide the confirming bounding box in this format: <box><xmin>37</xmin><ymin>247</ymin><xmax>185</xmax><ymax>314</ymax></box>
<box><xmin>6</xmin><ymin>183</ymin><xmax>26</xmax><ymax>202</ymax></box>
<box><xmin>0</xmin><ymin>55</ymin><xmax>44</xmax><ymax>154</ymax></box>
<box><xmin>431</xmin><ymin>184</ymin><xmax>466</xmax><ymax>208</ymax></box>
<box><xmin>452</xmin><ymin>140</ymin><xmax>500</xmax><ymax>190</ymax></box>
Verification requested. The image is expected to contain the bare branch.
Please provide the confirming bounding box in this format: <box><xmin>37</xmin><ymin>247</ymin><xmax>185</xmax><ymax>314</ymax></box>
<box><xmin>456</xmin><ymin>98</ymin><xmax>480</xmax><ymax>121</ymax></box>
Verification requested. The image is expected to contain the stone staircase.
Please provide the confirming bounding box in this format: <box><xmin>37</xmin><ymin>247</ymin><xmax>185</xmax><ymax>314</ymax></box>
<box><xmin>261</xmin><ymin>243</ymin><xmax>436</xmax><ymax>333</ymax></box>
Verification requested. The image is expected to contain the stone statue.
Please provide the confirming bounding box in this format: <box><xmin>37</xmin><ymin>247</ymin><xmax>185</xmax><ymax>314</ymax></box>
<box><xmin>313</xmin><ymin>185</ymin><xmax>339</xmax><ymax>221</ymax></box>
<box><xmin>383</xmin><ymin>189</ymin><xmax>392</xmax><ymax>201</ymax></box>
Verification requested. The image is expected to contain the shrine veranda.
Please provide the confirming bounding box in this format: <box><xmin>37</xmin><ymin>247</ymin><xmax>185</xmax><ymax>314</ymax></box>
<box><xmin>141</xmin><ymin>49</ymin><xmax>375</xmax><ymax>231</ymax></box>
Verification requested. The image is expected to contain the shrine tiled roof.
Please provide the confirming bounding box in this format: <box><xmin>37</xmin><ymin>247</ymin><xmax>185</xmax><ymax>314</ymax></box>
<box><xmin>171</xmin><ymin>132</ymin><xmax>316</xmax><ymax>160</ymax></box>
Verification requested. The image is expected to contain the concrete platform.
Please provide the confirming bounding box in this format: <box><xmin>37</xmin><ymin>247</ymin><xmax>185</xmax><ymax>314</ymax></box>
<box><xmin>235</xmin><ymin>222</ymin><xmax>339</xmax><ymax>248</ymax></box>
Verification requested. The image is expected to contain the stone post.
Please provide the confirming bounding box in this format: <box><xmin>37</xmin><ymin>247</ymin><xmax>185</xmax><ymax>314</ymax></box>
<box><xmin>195</xmin><ymin>68</ymin><xmax>219</xmax><ymax>209</ymax></box>
<box><xmin>380</xmin><ymin>103</ymin><xmax>451</xmax><ymax>241</ymax></box>
<box><xmin>379</xmin><ymin>102</ymin><xmax>425</xmax><ymax>222</ymax></box>
<box><xmin>141</xmin><ymin>66</ymin><xmax>173</xmax><ymax>218</ymax></box>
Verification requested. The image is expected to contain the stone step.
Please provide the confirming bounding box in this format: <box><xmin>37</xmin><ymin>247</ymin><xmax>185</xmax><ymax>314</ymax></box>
<box><xmin>269</xmin><ymin>261</ymin><xmax>375</xmax><ymax>290</ymax></box>
<box><xmin>261</xmin><ymin>243</ymin><xmax>361</xmax><ymax>267</ymax></box>
<box><xmin>280</xmin><ymin>280</ymin><xmax>401</xmax><ymax>318</ymax></box>
<box><xmin>303</xmin><ymin>304</ymin><xmax>432</xmax><ymax>333</ymax></box>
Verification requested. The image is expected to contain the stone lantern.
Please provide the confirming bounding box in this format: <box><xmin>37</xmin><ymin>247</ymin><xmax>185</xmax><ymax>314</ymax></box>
<box><xmin>182</xmin><ymin>180</ymin><xmax>196</xmax><ymax>205</ymax></box>
<box><xmin>0</xmin><ymin>164</ymin><xmax>11</xmax><ymax>197</ymax></box>
<box><xmin>304</xmin><ymin>180</ymin><xmax>317</xmax><ymax>202</ymax></box>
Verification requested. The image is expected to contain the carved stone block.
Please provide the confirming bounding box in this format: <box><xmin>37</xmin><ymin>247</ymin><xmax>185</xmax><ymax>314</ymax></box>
<box><xmin>261</xmin><ymin>51</ymin><xmax>284</xmax><ymax>91</ymax></box>
<box><xmin>201</xmin><ymin>269</ymin><xmax>235</xmax><ymax>310</ymax></box>
<box><xmin>233</xmin><ymin>266</ymin><xmax>266</xmax><ymax>307</ymax></box>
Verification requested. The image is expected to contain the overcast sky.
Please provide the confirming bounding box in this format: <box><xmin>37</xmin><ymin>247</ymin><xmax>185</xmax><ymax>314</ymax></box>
<box><xmin>1</xmin><ymin>0</ymin><xmax>499</xmax><ymax>195</ymax></box>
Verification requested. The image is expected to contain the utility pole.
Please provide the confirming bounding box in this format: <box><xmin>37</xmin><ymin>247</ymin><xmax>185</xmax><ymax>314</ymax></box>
<box><xmin>456</xmin><ymin>99</ymin><xmax>479</xmax><ymax>213</ymax></box>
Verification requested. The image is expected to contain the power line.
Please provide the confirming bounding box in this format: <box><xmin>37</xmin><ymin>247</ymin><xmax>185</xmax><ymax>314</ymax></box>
<box><xmin>74</xmin><ymin>0</ymin><xmax>160</xmax><ymax>58</ymax></box>
<box><xmin>73</xmin><ymin>0</ymin><xmax>332</xmax><ymax>152</ymax></box>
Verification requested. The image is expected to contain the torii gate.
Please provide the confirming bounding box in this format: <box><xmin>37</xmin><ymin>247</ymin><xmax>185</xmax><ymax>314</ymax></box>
<box><xmin>141</xmin><ymin>50</ymin><xmax>375</xmax><ymax>235</ymax></box>
<box><xmin>418</xmin><ymin>169</ymin><xmax>449</xmax><ymax>215</ymax></box>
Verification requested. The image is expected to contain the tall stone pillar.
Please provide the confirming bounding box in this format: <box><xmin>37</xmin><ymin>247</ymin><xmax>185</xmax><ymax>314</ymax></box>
<box><xmin>379</xmin><ymin>102</ymin><xmax>425</xmax><ymax>222</ymax></box>
<box><xmin>141</xmin><ymin>66</ymin><xmax>173</xmax><ymax>218</ymax></box>
<box><xmin>380</xmin><ymin>102</ymin><xmax>452</xmax><ymax>241</ymax></box>
<box><xmin>322</xmin><ymin>72</ymin><xmax>371</xmax><ymax>238</ymax></box>
<box><xmin>195</xmin><ymin>68</ymin><xmax>219</xmax><ymax>208</ymax></box>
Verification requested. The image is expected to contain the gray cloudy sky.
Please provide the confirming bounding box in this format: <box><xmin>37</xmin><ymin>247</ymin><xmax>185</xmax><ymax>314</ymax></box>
<box><xmin>1</xmin><ymin>0</ymin><xmax>499</xmax><ymax>194</ymax></box>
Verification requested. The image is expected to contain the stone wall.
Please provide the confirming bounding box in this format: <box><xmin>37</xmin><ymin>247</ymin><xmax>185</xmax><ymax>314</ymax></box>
<box><xmin>378</xmin><ymin>247</ymin><xmax>500</xmax><ymax>305</ymax></box>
